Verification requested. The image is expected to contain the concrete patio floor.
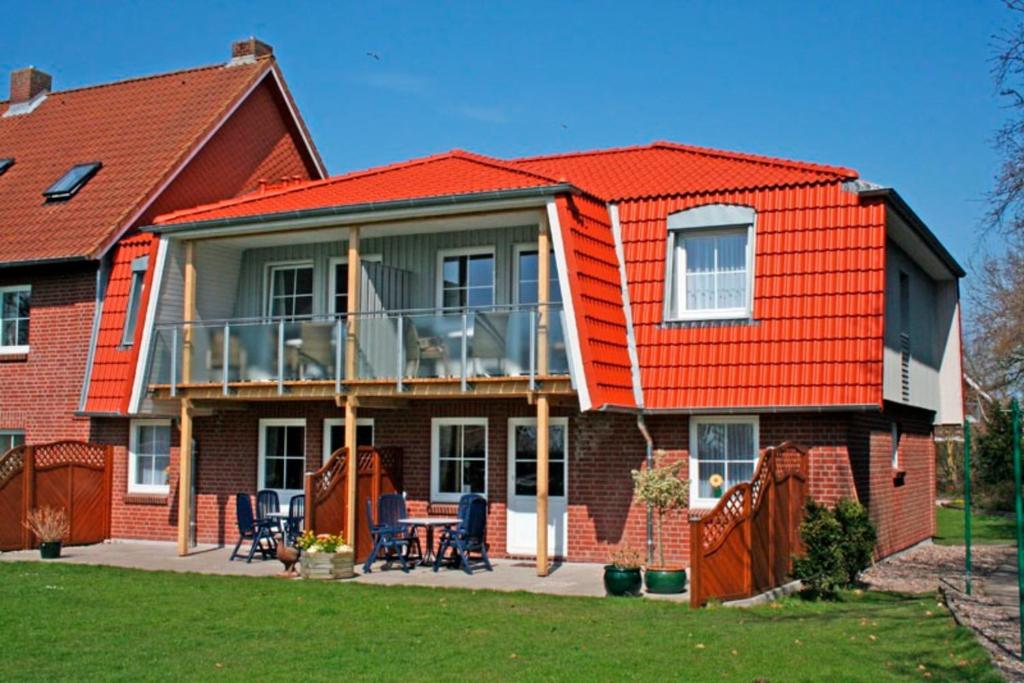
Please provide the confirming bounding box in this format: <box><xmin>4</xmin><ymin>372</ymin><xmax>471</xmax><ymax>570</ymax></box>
<box><xmin>0</xmin><ymin>541</ymin><xmax>687</xmax><ymax>601</ymax></box>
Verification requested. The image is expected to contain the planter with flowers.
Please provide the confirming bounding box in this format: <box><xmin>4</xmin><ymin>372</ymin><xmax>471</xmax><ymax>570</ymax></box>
<box><xmin>295</xmin><ymin>531</ymin><xmax>355</xmax><ymax>580</ymax></box>
<box><xmin>603</xmin><ymin>548</ymin><xmax>643</xmax><ymax>597</ymax></box>
<box><xmin>23</xmin><ymin>507</ymin><xmax>70</xmax><ymax>559</ymax></box>
<box><xmin>632</xmin><ymin>453</ymin><xmax>690</xmax><ymax>594</ymax></box>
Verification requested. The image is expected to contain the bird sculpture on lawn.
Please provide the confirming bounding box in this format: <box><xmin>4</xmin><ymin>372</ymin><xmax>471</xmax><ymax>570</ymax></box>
<box><xmin>275</xmin><ymin>534</ymin><xmax>300</xmax><ymax>578</ymax></box>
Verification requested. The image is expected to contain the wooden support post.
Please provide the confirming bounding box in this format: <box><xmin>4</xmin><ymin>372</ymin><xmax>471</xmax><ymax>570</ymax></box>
<box><xmin>21</xmin><ymin>446</ymin><xmax>34</xmax><ymax>549</ymax></box>
<box><xmin>535</xmin><ymin>211</ymin><xmax>552</xmax><ymax>576</ymax></box>
<box><xmin>176</xmin><ymin>399</ymin><xmax>194</xmax><ymax>556</ymax></box>
<box><xmin>344</xmin><ymin>226</ymin><xmax>361</xmax><ymax>548</ymax></box>
<box><xmin>181</xmin><ymin>240</ymin><xmax>196</xmax><ymax>384</ymax></box>
<box><xmin>303</xmin><ymin>472</ymin><xmax>313</xmax><ymax>535</ymax></box>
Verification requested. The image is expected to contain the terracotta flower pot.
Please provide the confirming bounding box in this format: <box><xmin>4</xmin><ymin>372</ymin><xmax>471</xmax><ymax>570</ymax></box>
<box><xmin>644</xmin><ymin>567</ymin><xmax>687</xmax><ymax>594</ymax></box>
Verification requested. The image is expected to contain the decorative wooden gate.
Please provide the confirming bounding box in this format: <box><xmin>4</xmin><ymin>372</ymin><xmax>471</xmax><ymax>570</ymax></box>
<box><xmin>689</xmin><ymin>442</ymin><xmax>809</xmax><ymax>607</ymax></box>
<box><xmin>0</xmin><ymin>441</ymin><xmax>113</xmax><ymax>551</ymax></box>
<box><xmin>304</xmin><ymin>446</ymin><xmax>402</xmax><ymax>562</ymax></box>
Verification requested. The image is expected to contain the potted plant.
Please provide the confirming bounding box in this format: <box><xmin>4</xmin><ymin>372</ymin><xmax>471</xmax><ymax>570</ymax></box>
<box><xmin>603</xmin><ymin>548</ymin><xmax>643</xmax><ymax>596</ymax></box>
<box><xmin>295</xmin><ymin>531</ymin><xmax>355</xmax><ymax>580</ymax></box>
<box><xmin>23</xmin><ymin>507</ymin><xmax>69</xmax><ymax>559</ymax></box>
<box><xmin>632</xmin><ymin>452</ymin><xmax>690</xmax><ymax>594</ymax></box>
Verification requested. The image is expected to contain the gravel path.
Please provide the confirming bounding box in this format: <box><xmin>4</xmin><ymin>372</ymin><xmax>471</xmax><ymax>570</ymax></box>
<box><xmin>863</xmin><ymin>543</ymin><xmax>1022</xmax><ymax>681</ymax></box>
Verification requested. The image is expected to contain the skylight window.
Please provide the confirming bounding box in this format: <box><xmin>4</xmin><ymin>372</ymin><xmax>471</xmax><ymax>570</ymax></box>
<box><xmin>43</xmin><ymin>162</ymin><xmax>101</xmax><ymax>201</ymax></box>
<box><xmin>0</xmin><ymin>158</ymin><xmax>13</xmax><ymax>177</ymax></box>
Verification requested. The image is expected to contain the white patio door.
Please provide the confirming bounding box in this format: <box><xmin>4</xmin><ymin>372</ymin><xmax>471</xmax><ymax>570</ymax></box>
<box><xmin>506</xmin><ymin>417</ymin><xmax>568</xmax><ymax>556</ymax></box>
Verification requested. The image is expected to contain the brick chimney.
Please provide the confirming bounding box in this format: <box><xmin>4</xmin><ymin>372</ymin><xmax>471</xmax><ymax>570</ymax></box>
<box><xmin>9</xmin><ymin>67</ymin><xmax>51</xmax><ymax>104</ymax></box>
<box><xmin>231</xmin><ymin>37</ymin><xmax>273</xmax><ymax>62</ymax></box>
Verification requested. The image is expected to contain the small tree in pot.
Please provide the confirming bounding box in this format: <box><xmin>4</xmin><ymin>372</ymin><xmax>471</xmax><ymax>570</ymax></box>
<box><xmin>632</xmin><ymin>452</ymin><xmax>689</xmax><ymax>594</ymax></box>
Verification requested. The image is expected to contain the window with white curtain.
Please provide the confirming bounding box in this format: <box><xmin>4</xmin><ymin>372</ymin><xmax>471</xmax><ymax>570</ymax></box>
<box><xmin>666</xmin><ymin>205</ymin><xmax>755</xmax><ymax>321</ymax></box>
<box><xmin>129</xmin><ymin>419</ymin><xmax>171</xmax><ymax>494</ymax></box>
<box><xmin>689</xmin><ymin>416</ymin><xmax>759</xmax><ymax>507</ymax></box>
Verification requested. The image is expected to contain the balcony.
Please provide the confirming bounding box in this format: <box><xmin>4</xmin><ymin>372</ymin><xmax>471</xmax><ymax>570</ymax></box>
<box><xmin>146</xmin><ymin>304</ymin><xmax>571</xmax><ymax>400</ymax></box>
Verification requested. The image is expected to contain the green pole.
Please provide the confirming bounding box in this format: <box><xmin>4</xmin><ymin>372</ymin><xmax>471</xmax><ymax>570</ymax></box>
<box><xmin>1012</xmin><ymin>398</ymin><xmax>1024</xmax><ymax>661</ymax></box>
<box><xmin>964</xmin><ymin>419</ymin><xmax>972</xmax><ymax>595</ymax></box>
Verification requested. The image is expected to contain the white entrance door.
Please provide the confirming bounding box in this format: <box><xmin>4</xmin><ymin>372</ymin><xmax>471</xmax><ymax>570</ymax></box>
<box><xmin>506</xmin><ymin>417</ymin><xmax>568</xmax><ymax>556</ymax></box>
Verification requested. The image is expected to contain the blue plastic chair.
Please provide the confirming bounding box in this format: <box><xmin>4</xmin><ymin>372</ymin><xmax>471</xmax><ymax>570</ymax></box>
<box><xmin>433</xmin><ymin>494</ymin><xmax>492</xmax><ymax>575</ymax></box>
<box><xmin>362</xmin><ymin>493</ymin><xmax>421</xmax><ymax>573</ymax></box>
<box><xmin>256</xmin><ymin>489</ymin><xmax>281</xmax><ymax>534</ymax></box>
<box><xmin>229</xmin><ymin>493</ymin><xmax>276</xmax><ymax>563</ymax></box>
<box><xmin>285</xmin><ymin>494</ymin><xmax>305</xmax><ymax>546</ymax></box>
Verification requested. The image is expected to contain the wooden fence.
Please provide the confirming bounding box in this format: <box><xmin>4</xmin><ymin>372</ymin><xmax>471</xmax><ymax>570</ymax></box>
<box><xmin>304</xmin><ymin>446</ymin><xmax>403</xmax><ymax>562</ymax></box>
<box><xmin>689</xmin><ymin>442</ymin><xmax>809</xmax><ymax>607</ymax></box>
<box><xmin>0</xmin><ymin>441</ymin><xmax>113</xmax><ymax>551</ymax></box>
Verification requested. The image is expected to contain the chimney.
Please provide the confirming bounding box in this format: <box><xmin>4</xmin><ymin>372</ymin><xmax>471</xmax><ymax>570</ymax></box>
<box><xmin>9</xmin><ymin>67</ymin><xmax>51</xmax><ymax>104</ymax></box>
<box><xmin>230</xmin><ymin>37</ymin><xmax>273</xmax><ymax>63</ymax></box>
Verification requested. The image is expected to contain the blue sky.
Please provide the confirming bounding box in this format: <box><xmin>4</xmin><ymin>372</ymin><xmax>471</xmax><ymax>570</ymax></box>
<box><xmin>0</xmin><ymin>1</ymin><xmax>1010</xmax><ymax>272</ymax></box>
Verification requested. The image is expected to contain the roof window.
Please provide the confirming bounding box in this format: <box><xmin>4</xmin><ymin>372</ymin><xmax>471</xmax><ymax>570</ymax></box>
<box><xmin>0</xmin><ymin>158</ymin><xmax>12</xmax><ymax>177</ymax></box>
<box><xmin>43</xmin><ymin>162</ymin><xmax>101</xmax><ymax>201</ymax></box>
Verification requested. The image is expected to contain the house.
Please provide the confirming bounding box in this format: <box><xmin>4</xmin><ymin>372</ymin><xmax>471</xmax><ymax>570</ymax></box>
<box><xmin>0</xmin><ymin>38</ymin><xmax>324</xmax><ymax>535</ymax></box>
<box><xmin>103</xmin><ymin>141</ymin><xmax>963</xmax><ymax>570</ymax></box>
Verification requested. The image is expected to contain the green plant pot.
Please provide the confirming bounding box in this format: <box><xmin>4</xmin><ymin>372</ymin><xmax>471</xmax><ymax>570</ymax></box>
<box><xmin>644</xmin><ymin>568</ymin><xmax>687</xmax><ymax>594</ymax></box>
<box><xmin>38</xmin><ymin>541</ymin><xmax>62</xmax><ymax>560</ymax></box>
<box><xmin>603</xmin><ymin>565</ymin><xmax>642</xmax><ymax>596</ymax></box>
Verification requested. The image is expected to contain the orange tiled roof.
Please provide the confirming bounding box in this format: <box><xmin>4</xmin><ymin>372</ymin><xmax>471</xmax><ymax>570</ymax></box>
<box><xmin>0</xmin><ymin>58</ymin><xmax>274</xmax><ymax>264</ymax></box>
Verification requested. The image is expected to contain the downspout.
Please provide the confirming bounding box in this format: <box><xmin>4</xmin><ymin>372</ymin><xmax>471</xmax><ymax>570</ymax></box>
<box><xmin>636</xmin><ymin>414</ymin><xmax>655</xmax><ymax>566</ymax></box>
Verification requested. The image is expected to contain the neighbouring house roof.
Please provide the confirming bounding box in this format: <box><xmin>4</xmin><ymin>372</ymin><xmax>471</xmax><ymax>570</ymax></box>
<box><xmin>144</xmin><ymin>141</ymin><xmax>959</xmax><ymax>413</ymax></box>
<box><xmin>0</xmin><ymin>56</ymin><xmax>317</xmax><ymax>266</ymax></box>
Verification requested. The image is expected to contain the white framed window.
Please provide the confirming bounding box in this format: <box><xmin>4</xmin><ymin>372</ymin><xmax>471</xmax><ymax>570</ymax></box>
<box><xmin>0</xmin><ymin>284</ymin><xmax>30</xmax><ymax>352</ymax></box>
<box><xmin>128</xmin><ymin>419</ymin><xmax>171</xmax><ymax>495</ymax></box>
<box><xmin>665</xmin><ymin>205</ymin><xmax>755</xmax><ymax>321</ymax></box>
<box><xmin>431</xmin><ymin>417</ymin><xmax>487</xmax><ymax>502</ymax></box>
<box><xmin>121</xmin><ymin>256</ymin><xmax>148</xmax><ymax>346</ymax></box>
<box><xmin>507</xmin><ymin>416</ymin><xmax>568</xmax><ymax>498</ymax></box>
<box><xmin>258</xmin><ymin>418</ymin><xmax>306</xmax><ymax>511</ymax></box>
<box><xmin>891</xmin><ymin>422</ymin><xmax>902</xmax><ymax>469</ymax></box>
<box><xmin>322</xmin><ymin>417</ymin><xmax>375</xmax><ymax>464</ymax></box>
<box><xmin>512</xmin><ymin>244</ymin><xmax>562</xmax><ymax>305</ymax></box>
<box><xmin>437</xmin><ymin>247</ymin><xmax>495</xmax><ymax>310</ymax></box>
<box><xmin>689</xmin><ymin>415</ymin><xmax>759</xmax><ymax>508</ymax></box>
<box><xmin>0</xmin><ymin>429</ymin><xmax>24</xmax><ymax>453</ymax></box>
<box><xmin>265</xmin><ymin>261</ymin><xmax>314</xmax><ymax>319</ymax></box>
<box><xmin>327</xmin><ymin>254</ymin><xmax>382</xmax><ymax>316</ymax></box>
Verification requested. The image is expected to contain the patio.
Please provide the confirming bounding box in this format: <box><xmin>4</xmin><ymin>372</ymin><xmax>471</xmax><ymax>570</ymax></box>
<box><xmin>0</xmin><ymin>541</ymin><xmax>687</xmax><ymax>601</ymax></box>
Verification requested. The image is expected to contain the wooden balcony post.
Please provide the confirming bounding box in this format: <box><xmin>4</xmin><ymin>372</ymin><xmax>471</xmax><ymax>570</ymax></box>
<box><xmin>176</xmin><ymin>398</ymin><xmax>194</xmax><ymax>556</ymax></box>
<box><xmin>344</xmin><ymin>226</ymin><xmax>361</xmax><ymax>547</ymax></box>
<box><xmin>182</xmin><ymin>240</ymin><xmax>196</xmax><ymax>384</ymax></box>
<box><xmin>535</xmin><ymin>210</ymin><xmax>552</xmax><ymax>576</ymax></box>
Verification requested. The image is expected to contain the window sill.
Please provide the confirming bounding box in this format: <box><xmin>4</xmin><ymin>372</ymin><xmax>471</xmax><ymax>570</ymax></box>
<box><xmin>0</xmin><ymin>352</ymin><xmax>28</xmax><ymax>362</ymax></box>
<box><xmin>124</xmin><ymin>492</ymin><xmax>169</xmax><ymax>505</ymax></box>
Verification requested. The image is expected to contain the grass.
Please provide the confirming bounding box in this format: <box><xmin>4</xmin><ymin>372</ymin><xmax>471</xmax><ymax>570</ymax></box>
<box><xmin>0</xmin><ymin>563</ymin><xmax>999</xmax><ymax>681</ymax></box>
<box><xmin>934</xmin><ymin>505</ymin><xmax>1017</xmax><ymax>546</ymax></box>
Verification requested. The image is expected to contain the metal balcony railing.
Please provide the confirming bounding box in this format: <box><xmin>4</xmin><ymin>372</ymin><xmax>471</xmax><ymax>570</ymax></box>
<box><xmin>146</xmin><ymin>304</ymin><xmax>569</xmax><ymax>396</ymax></box>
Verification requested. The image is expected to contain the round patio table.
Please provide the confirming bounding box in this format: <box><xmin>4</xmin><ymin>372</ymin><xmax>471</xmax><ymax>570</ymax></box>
<box><xmin>398</xmin><ymin>516</ymin><xmax>460</xmax><ymax>566</ymax></box>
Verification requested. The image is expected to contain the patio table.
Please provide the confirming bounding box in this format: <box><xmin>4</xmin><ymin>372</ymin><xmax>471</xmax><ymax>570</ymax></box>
<box><xmin>265</xmin><ymin>511</ymin><xmax>290</xmax><ymax>548</ymax></box>
<box><xmin>398</xmin><ymin>516</ymin><xmax>460</xmax><ymax>566</ymax></box>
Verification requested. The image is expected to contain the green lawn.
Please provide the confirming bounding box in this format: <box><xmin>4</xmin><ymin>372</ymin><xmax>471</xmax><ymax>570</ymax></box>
<box><xmin>934</xmin><ymin>505</ymin><xmax>1017</xmax><ymax>546</ymax></box>
<box><xmin>0</xmin><ymin>563</ymin><xmax>998</xmax><ymax>681</ymax></box>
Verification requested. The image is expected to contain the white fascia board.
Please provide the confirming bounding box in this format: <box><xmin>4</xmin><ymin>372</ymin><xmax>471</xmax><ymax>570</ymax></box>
<box><xmin>609</xmin><ymin>203</ymin><xmax>644</xmax><ymax>408</ymax></box>
<box><xmin>128</xmin><ymin>237</ymin><xmax>169</xmax><ymax>414</ymax></box>
<box><xmin>546</xmin><ymin>198</ymin><xmax>592</xmax><ymax>411</ymax></box>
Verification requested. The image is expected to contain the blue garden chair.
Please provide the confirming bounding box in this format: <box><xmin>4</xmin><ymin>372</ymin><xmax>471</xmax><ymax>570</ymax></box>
<box><xmin>285</xmin><ymin>494</ymin><xmax>304</xmax><ymax>546</ymax></box>
<box><xmin>433</xmin><ymin>494</ymin><xmax>492</xmax><ymax>575</ymax></box>
<box><xmin>362</xmin><ymin>493</ymin><xmax>421</xmax><ymax>573</ymax></box>
<box><xmin>256</xmin><ymin>489</ymin><xmax>282</xmax><ymax>535</ymax></box>
<box><xmin>229</xmin><ymin>493</ymin><xmax>276</xmax><ymax>563</ymax></box>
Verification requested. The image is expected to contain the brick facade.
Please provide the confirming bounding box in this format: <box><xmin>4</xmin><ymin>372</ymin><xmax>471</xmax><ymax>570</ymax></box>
<box><xmin>0</xmin><ymin>263</ymin><xmax>96</xmax><ymax>443</ymax></box>
<box><xmin>106</xmin><ymin>399</ymin><xmax>935</xmax><ymax>565</ymax></box>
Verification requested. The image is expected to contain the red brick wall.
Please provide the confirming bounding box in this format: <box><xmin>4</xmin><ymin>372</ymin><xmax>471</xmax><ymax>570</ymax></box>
<box><xmin>0</xmin><ymin>263</ymin><xmax>96</xmax><ymax>443</ymax></box>
<box><xmin>105</xmin><ymin>400</ymin><xmax>936</xmax><ymax>563</ymax></box>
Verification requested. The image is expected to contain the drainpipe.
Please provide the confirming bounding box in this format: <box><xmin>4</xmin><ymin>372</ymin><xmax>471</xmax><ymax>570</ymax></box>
<box><xmin>636</xmin><ymin>414</ymin><xmax>655</xmax><ymax>566</ymax></box>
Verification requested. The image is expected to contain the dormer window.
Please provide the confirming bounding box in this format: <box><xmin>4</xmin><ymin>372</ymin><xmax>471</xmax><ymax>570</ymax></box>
<box><xmin>665</xmin><ymin>204</ymin><xmax>755</xmax><ymax>321</ymax></box>
<box><xmin>43</xmin><ymin>162</ymin><xmax>102</xmax><ymax>201</ymax></box>
<box><xmin>0</xmin><ymin>158</ymin><xmax>13</xmax><ymax>177</ymax></box>
<box><xmin>121</xmin><ymin>256</ymin><xmax>148</xmax><ymax>346</ymax></box>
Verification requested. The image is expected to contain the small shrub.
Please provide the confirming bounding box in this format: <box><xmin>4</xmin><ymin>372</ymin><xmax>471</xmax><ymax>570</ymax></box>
<box><xmin>792</xmin><ymin>499</ymin><xmax>877</xmax><ymax>600</ymax></box>
<box><xmin>23</xmin><ymin>507</ymin><xmax>69</xmax><ymax>543</ymax></box>
<box><xmin>631</xmin><ymin>452</ymin><xmax>688</xmax><ymax>568</ymax></box>
<box><xmin>976</xmin><ymin>479</ymin><xmax>1016</xmax><ymax>513</ymax></box>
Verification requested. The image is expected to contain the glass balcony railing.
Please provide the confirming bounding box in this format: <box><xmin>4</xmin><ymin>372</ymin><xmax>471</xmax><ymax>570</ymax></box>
<box><xmin>147</xmin><ymin>304</ymin><xmax>569</xmax><ymax>395</ymax></box>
